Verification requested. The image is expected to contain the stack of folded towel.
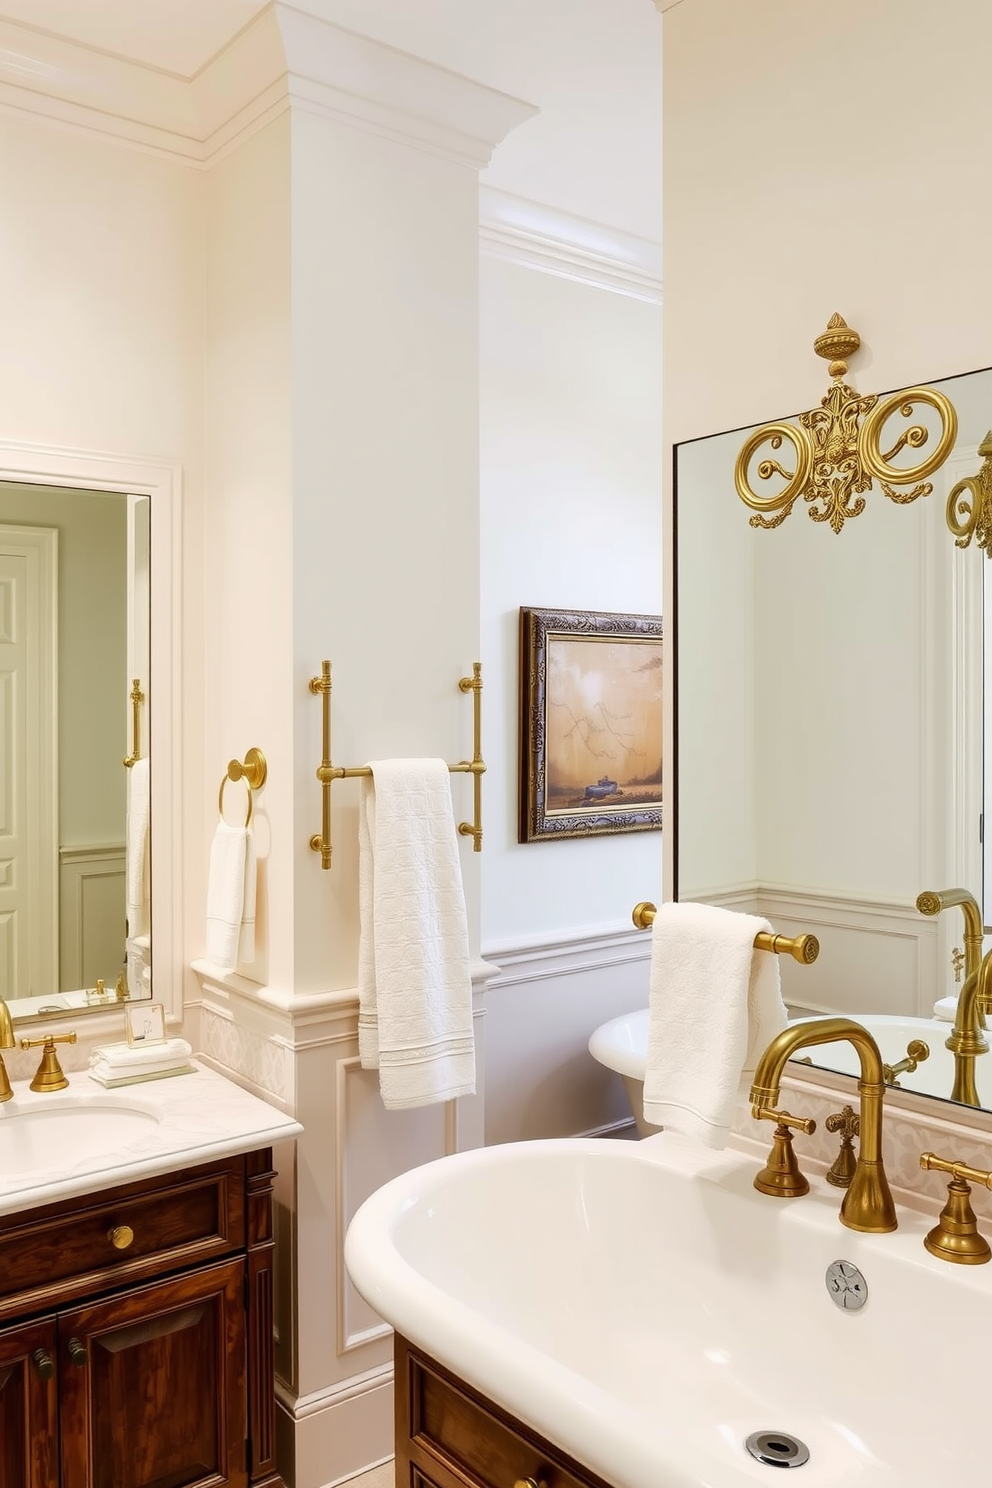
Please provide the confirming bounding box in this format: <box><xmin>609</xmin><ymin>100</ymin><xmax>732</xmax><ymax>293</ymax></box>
<box><xmin>88</xmin><ymin>1038</ymin><xmax>194</xmax><ymax>1088</ymax></box>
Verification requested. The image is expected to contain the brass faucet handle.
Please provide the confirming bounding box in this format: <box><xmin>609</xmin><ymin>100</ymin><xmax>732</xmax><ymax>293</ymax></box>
<box><xmin>19</xmin><ymin>1031</ymin><xmax>77</xmax><ymax>1093</ymax></box>
<box><xmin>824</xmin><ymin>1104</ymin><xmax>859</xmax><ymax>1188</ymax></box>
<box><xmin>882</xmin><ymin>1039</ymin><xmax>930</xmax><ymax>1085</ymax></box>
<box><xmin>920</xmin><ymin>1152</ymin><xmax>992</xmax><ymax>1265</ymax></box>
<box><xmin>753</xmin><ymin>1108</ymin><xmax>816</xmax><ymax>1198</ymax></box>
<box><xmin>755</xmin><ymin>1106</ymin><xmax>816</xmax><ymax>1136</ymax></box>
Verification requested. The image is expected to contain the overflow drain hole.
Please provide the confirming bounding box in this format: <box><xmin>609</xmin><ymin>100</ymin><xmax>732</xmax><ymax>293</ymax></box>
<box><xmin>745</xmin><ymin>1431</ymin><xmax>810</xmax><ymax>1469</ymax></box>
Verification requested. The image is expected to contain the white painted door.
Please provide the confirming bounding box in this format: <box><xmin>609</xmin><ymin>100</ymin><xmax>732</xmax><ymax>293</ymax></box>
<box><xmin>0</xmin><ymin>526</ymin><xmax>57</xmax><ymax>998</ymax></box>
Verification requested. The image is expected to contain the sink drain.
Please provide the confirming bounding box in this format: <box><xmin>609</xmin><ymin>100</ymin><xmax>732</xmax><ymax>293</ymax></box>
<box><xmin>745</xmin><ymin>1432</ymin><xmax>810</xmax><ymax>1469</ymax></box>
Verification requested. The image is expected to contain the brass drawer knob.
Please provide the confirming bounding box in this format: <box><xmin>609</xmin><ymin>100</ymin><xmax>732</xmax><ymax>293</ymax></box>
<box><xmin>108</xmin><ymin>1224</ymin><xmax>134</xmax><ymax>1250</ymax></box>
<box><xmin>32</xmin><ymin>1347</ymin><xmax>54</xmax><ymax>1380</ymax></box>
<box><xmin>67</xmin><ymin>1337</ymin><xmax>88</xmax><ymax>1368</ymax></box>
<box><xmin>514</xmin><ymin>1479</ymin><xmax>547</xmax><ymax>1488</ymax></box>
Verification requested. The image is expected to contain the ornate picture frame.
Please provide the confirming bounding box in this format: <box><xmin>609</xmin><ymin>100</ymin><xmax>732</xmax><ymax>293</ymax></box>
<box><xmin>518</xmin><ymin>606</ymin><xmax>663</xmax><ymax>843</ymax></box>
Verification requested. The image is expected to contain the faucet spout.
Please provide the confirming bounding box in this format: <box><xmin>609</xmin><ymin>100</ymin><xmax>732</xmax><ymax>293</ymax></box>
<box><xmin>916</xmin><ymin>887</ymin><xmax>985</xmax><ymax>981</ymax></box>
<box><xmin>750</xmin><ymin>1016</ymin><xmax>897</xmax><ymax>1233</ymax></box>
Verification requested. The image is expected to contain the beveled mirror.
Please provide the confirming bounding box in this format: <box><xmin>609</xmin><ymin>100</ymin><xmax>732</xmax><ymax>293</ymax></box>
<box><xmin>674</xmin><ymin>363</ymin><xmax>992</xmax><ymax>1113</ymax></box>
<box><xmin>0</xmin><ymin>480</ymin><xmax>153</xmax><ymax>1021</ymax></box>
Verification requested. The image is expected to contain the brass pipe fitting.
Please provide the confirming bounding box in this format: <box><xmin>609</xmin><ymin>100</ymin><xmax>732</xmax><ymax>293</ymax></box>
<box><xmin>750</xmin><ymin>1016</ymin><xmax>897</xmax><ymax>1233</ymax></box>
<box><xmin>920</xmin><ymin>1152</ymin><xmax>992</xmax><ymax>1264</ymax></box>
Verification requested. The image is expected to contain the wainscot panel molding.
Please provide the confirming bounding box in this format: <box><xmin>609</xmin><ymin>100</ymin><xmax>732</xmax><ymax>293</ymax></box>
<box><xmin>190</xmin><ymin>959</ymin><xmax>497</xmax><ymax>1486</ymax></box>
<box><xmin>0</xmin><ymin>5</ymin><xmax>536</xmax><ymax>170</ymax></box>
<box><xmin>482</xmin><ymin>924</ymin><xmax>651</xmax><ymax>1144</ymax></box>
<box><xmin>58</xmin><ymin>843</ymin><xmax>125</xmax><ymax>992</ymax></box>
<box><xmin>479</xmin><ymin>186</ymin><xmax>663</xmax><ymax>303</ymax></box>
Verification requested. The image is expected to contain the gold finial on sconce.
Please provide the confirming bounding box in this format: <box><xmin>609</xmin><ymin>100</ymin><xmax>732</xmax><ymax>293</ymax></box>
<box><xmin>735</xmin><ymin>314</ymin><xmax>959</xmax><ymax>534</ymax></box>
<box><xmin>945</xmin><ymin>429</ymin><xmax>992</xmax><ymax>557</ymax></box>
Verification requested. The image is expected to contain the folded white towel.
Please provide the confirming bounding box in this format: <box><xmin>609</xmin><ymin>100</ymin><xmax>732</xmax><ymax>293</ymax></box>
<box><xmin>90</xmin><ymin>1037</ymin><xmax>192</xmax><ymax>1072</ymax></box>
<box><xmin>934</xmin><ymin>996</ymin><xmax>958</xmax><ymax>1022</ymax></box>
<box><xmin>204</xmin><ymin>822</ymin><xmax>257</xmax><ymax>973</ymax></box>
<box><xmin>642</xmin><ymin>901</ymin><xmax>788</xmax><ymax>1149</ymax></box>
<box><xmin>126</xmin><ymin>757</ymin><xmax>150</xmax><ymax>938</ymax></box>
<box><xmin>357</xmin><ymin>758</ymin><xmax>475</xmax><ymax>1110</ymax></box>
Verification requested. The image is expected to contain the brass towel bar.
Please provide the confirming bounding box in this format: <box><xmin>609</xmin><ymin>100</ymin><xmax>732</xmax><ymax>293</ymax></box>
<box><xmin>309</xmin><ymin>659</ymin><xmax>486</xmax><ymax>869</ymax></box>
<box><xmin>122</xmin><ymin>678</ymin><xmax>144</xmax><ymax>768</ymax></box>
<box><xmin>631</xmin><ymin>901</ymin><xmax>819</xmax><ymax>965</ymax></box>
<box><xmin>219</xmin><ymin>747</ymin><xmax>268</xmax><ymax>828</ymax></box>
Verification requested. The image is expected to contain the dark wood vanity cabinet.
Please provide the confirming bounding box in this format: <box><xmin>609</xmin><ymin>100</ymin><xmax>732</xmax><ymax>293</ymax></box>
<box><xmin>0</xmin><ymin>1148</ymin><xmax>283</xmax><ymax>1488</ymax></box>
<box><xmin>395</xmin><ymin>1337</ymin><xmax>614</xmax><ymax>1488</ymax></box>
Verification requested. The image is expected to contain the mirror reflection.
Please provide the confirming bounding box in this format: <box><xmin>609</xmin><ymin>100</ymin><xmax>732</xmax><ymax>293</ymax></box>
<box><xmin>0</xmin><ymin>482</ymin><xmax>151</xmax><ymax>1020</ymax></box>
<box><xmin>675</xmin><ymin>365</ymin><xmax>992</xmax><ymax>1111</ymax></box>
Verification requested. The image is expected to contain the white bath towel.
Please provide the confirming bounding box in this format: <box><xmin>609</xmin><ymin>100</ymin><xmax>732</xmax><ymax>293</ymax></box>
<box><xmin>357</xmin><ymin>758</ymin><xmax>475</xmax><ymax>1110</ymax></box>
<box><xmin>89</xmin><ymin>1037</ymin><xmax>194</xmax><ymax>1087</ymax></box>
<box><xmin>126</xmin><ymin>757</ymin><xmax>150</xmax><ymax>938</ymax></box>
<box><xmin>204</xmin><ymin>821</ymin><xmax>257</xmax><ymax>973</ymax></box>
<box><xmin>934</xmin><ymin>995</ymin><xmax>958</xmax><ymax>1022</ymax></box>
<box><xmin>642</xmin><ymin>901</ymin><xmax>788</xmax><ymax>1149</ymax></box>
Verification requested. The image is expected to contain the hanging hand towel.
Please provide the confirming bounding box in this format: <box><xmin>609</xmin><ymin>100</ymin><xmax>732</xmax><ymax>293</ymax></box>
<box><xmin>126</xmin><ymin>757</ymin><xmax>150</xmax><ymax>938</ymax></box>
<box><xmin>642</xmin><ymin>901</ymin><xmax>788</xmax><ymax>1149</ymax></box>
<box><xmin>205</xmin><ymin>821</ymin><xmax>257</xmax><ymax>973</ymax></box>
<box><xmin>357</xmin><ymin>758</ymin><xmax>475</xmax><ymax>1110</ymax></box>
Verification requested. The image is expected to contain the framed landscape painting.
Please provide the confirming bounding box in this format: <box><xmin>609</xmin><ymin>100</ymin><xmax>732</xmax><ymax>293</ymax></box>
<box><xmin>518</xmin><ymin>606</ymin><xmax>663</xmax><ymax>842</ymax></box>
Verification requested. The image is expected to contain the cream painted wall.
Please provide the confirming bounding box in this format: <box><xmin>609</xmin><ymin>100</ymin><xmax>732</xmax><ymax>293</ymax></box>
<box><xmin>480</xmin><ymin>257</ymin><xmax>664</xmax><ymax>947</ymax></box>
<box><xmin>662</xmin><ymin>0</ymin><xmax>992</xmax><ymax>907</ymax></box>
<box><xmin>0</xmin><ymin>109</ymin><xmax>206</xmax><ymax>994</ymax></box>
<box><xmin>479</xmin><ymin>257</ymin><xmax>662</xmax><ymax>1144</ymax></box>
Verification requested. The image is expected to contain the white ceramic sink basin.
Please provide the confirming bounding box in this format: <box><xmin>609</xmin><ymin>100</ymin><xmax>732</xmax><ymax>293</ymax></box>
<box><xmin>346</xmin><ymin>1131</ymin><xmax>991</xmax><ymax>1488</ymax></box>
<box><xmin>0</xmin><ymin>1096</ymin><xmax>161</xmax><ymax>1177</ymax></box>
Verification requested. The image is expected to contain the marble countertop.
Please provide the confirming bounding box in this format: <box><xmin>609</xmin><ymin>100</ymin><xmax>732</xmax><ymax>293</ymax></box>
<box><xmin>0</xmin><ymin>1061</ymin><xmax>303</xmax><ymax>1217</ymax></box>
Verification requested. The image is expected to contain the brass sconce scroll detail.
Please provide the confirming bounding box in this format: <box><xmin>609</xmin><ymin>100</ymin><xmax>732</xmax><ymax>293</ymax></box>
<box><xmin>946</xmin><ymin>430</ymin><xmax>992</xmax><ymax>557</ymax></box>
<box><xmin>735</xmin><ymin>315</ymin><xmax>958</xmax><ymax>534</ymax></box>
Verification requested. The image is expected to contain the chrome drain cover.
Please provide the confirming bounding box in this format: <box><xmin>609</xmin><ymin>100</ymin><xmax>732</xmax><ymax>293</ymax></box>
<box><xmin>745</xmin><ymin>1432</ymin><xmax>810</xmax><ymax>1469</ymax></box>
<box><xmin>825</xmin><ymin>1259</ymin><xmax>868</xmax><ymax>1311</ymax></box>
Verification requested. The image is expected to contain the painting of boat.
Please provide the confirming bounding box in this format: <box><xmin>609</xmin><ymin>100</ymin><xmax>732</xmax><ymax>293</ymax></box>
<box><xmin>583</xmin><ymin>776</ymin><xmax>619</xmax><ymax>801</ymax></box>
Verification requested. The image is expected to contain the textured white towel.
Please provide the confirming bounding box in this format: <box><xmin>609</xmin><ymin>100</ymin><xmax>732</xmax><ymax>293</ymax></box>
<box><xmin>357</xmin><ymin>758</ymin><xmax>475</xmax><ymax>1110</ymax></box>
<box><xmin>934</xmin><ymin>996</ymin><xmax>958</xmax><ymax>1022</ymax></box>
<box><xmin>89</xmin><ymin>1037</ymin><xmax>192</xmax><ymax>1073</ymax></box>
<box><xmin>205</xmin><ymin>822</ymin><xmax>257</xmax><ymax>973</ymax></box>
<box><xmin>642</xmin><ymin>901</ymin><xmax>788</xmax><ymax>1148</ymax></box>
<box><xmin>126</xmin><ymin>757</ymin><xmax>150</xmax><ymax>938</ymax></box>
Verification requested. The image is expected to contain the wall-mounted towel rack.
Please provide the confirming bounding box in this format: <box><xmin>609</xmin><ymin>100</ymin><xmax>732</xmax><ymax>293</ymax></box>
<box><xmin>122</xmin><ymin>678</ymin><xmax>145</xmax><ymax>768</ymax></box>
<box><xmin>219</xmin><ymin>747</ymin><xmax>267</xmax><ymax>827</ymax></box>
<box><xmin>631</xmin><ymin>901</ymin><xmax>820</xmax><ymax>964</ymax></box>
<box><xmin>308</xmin><ymin>659</ymin><xmax>486</xmax><ymax>869</ymax></box>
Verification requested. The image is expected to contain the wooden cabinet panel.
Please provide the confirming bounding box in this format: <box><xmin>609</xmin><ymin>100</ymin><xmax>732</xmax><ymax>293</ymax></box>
<box><xmin>0</xmin><ymin>1316</ymin><xmax>59</xmax><ymax>1488</ymax></box>
<box><xmin>58</xmin><ymin>1258</ymin><xmax>248</xmax><ymax>1488</ymax></box>
<box><xmin>396</xmin><ymin>1338</ymin><xmax>613</xmax><ymax>1488</ymax></box>
<box><xmin>0</xmin><ymin>1157</ymin><xmax>245</xmax><ymax>1323</ymax></box>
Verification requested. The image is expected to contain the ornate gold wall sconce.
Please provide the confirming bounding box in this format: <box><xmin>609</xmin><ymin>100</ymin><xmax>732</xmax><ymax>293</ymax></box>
<box><xmin>945</xmin><ymin>430</ymin><xmax>992</xmax><ymax>556</ymax></box>
<box><xmin>735</xmin><ymin>314</ymin><xmax>958</xmax><ymax>534</ymax></box>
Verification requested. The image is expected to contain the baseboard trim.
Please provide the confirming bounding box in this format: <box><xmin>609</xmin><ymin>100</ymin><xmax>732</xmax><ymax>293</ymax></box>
<box><xmin>276</xmin><ymin>1367</ymin><xmax>393</xmax><ymax>1488</ymax></box>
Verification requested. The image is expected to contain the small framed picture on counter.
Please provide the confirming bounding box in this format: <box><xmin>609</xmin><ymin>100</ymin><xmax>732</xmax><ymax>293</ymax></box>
<box><xmin>125</xmin><ymin>1001</ymin><xmax>167</xmax><ymax>1047</ymax></box>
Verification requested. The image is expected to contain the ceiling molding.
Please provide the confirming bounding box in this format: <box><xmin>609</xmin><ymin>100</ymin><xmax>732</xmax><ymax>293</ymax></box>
<box><xmin>0</xmin><ymin>3</ymin><xmax>537</xmax><ymax>170</ymax></box>
<box><xmin>479</xmin><ymin>186</ymin><xmax>662</xmax><ymax>304</ymax></box>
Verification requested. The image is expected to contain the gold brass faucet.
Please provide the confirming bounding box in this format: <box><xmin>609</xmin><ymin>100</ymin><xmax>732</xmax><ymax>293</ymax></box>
<box><xmin>0</xmin><ymin>998</ymin><xmax>14</xmax><ymax>1101</ymax></box>
<box><xmin>750</xmin><ymin>1016</ymin><xmax>897</xmax><ymax>1233</ymax></box>
<box><xmin>916</xmin><ymin>888</ymin><xmax>989</xmax><ymax>1105</ymax></box>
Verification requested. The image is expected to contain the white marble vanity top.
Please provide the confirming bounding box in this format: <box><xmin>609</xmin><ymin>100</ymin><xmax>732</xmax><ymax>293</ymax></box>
<box><xmin>0</xmin><ymin>1061</ymin><xmax>302</xmax><ymax>1217</ymax></box>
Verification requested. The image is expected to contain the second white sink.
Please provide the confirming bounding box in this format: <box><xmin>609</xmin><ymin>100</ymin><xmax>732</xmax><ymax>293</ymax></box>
<box><xmin>0</xmin><ymin>1098</ymin><xmax>160</xmax><ymax>1177</ymax></box>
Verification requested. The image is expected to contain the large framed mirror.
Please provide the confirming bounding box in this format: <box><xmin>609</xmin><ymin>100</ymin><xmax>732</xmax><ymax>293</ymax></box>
<box><xmin>0</xmin><ymin>444</ymin><xmax>181</xmax><ymax>1029</ymax></box>
<box><xmin>674</xmin><ymin>363</ymin><xmax>992</xmax><ymax>1113</ymax></box>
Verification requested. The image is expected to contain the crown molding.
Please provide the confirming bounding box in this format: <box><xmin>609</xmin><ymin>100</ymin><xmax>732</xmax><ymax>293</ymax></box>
<box><xmin>0</xmin><ymin>3</ymin><xmax>537</xmax><ymax>170</ymax></box>
<box><xmin>479</xmin><ymin>186</ymin><xmax>662</xmax><ymax>304</ymax></box>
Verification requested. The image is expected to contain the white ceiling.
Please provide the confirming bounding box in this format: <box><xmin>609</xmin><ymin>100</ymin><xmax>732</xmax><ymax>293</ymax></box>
<box><xmin>0</xmin><ymin>0</ymin><xmax>662</xmax><ymax>242</ymax></box>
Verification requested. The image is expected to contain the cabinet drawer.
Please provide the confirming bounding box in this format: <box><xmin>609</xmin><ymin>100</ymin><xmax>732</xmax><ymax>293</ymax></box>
<box><xmin>0</xmin><ymin>1156</ymin><xmax>245</xmax><ymax>1322</ymax></box>
<box><xmin>401</xmin><ymin>1342</ymin><xmax>611</xmax><ymax>1488</ymax></box>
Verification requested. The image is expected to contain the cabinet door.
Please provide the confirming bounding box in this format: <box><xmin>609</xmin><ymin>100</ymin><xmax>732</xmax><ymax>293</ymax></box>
<box><xmin>59</xmin><ymin>1257</ymin><xmax>247</xmax><ymax>1488</ymax></box>
<box><xmin>0</xmin><ymin>1316</ymin><xmax>59</xmax><ymax>1488</ymax></box>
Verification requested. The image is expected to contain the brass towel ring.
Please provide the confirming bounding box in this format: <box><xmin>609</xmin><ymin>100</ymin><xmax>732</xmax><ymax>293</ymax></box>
<box><xmin>218</xmin><ymin>747</ymin><xmax>267</xmax><ymax>828</ymax></box>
